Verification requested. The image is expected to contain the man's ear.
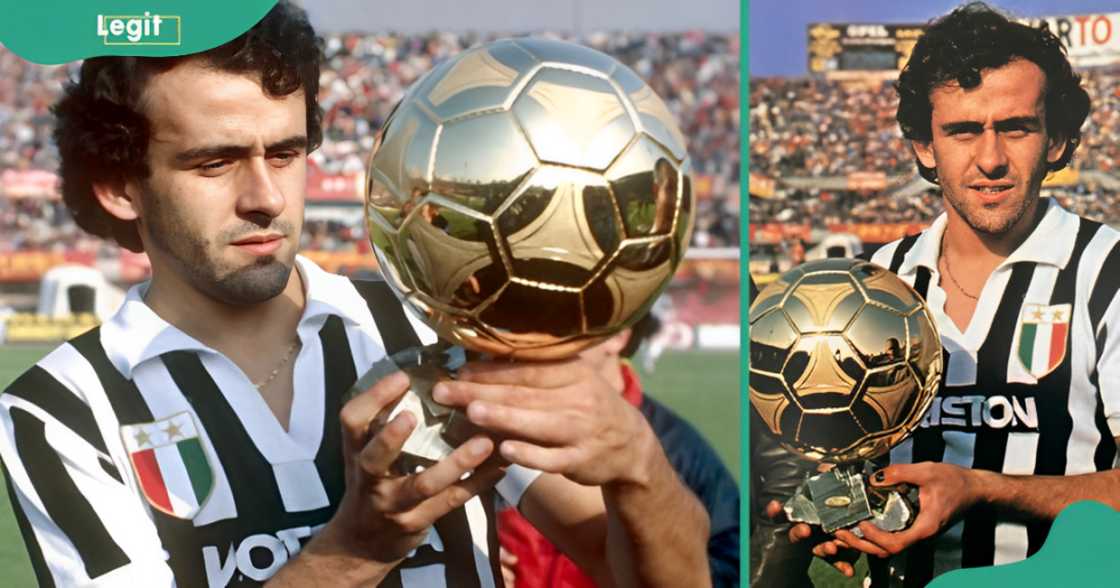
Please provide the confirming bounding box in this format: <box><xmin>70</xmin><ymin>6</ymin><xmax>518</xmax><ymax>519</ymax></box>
<box><xmin>1046</xmin><ymin>134</ymin><xmax>1068</xmax><ymax>165</ymax></box>
<box><xmin>91</xmin><ymin>179</ymin><xmax>142</xmax><ymax>222</ymax></box>
<box><xmin>603</xmin><ymin>328</ymin><xmax>632</xmax><ymax>355</ymax></box>
<box><xmin>911</xmin><ymin>140</ymin><xmax>936</xmax><ymax>170</ymax></box>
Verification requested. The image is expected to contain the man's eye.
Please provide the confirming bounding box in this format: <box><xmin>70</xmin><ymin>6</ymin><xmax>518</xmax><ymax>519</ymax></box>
<box><xmin>200</xmin><ymin>160</ymin><xmax>231</xmax><ymax>172</ymax></box>
<box><xmin>269</xmin><ymin>152</ymin><xmax>298</xmax><ymax>166</ymax></box>
<box><xmin>1003</xmin><ymin>128</ymin><xmax>1030</xmax><ymax>138</ymax></box>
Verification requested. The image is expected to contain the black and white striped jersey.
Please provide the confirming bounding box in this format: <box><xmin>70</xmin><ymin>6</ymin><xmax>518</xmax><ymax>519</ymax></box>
<box><xmin>867</xmin><ymin>200</ymin><xmax>1120</xmax><ymax>587</ymax></box>
<box><xmin>0</xmin><ymin>256</ymin><xmax>537</xmax><ymax>587</ymax></box>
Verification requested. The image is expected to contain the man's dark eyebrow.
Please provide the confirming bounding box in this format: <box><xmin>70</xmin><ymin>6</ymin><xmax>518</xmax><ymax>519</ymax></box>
<box><xmin>940</xmin><ymin>121</ymin><xmax>983</xmax><ymax>134</ymax></box>
<box><xmin>266</xmin><ymin>135</ymin><xmax>309</xmax><ymax>153</ymax></box>
<box><xmin>939</xmin><ymin>117</ymin><xmax>1042</xmax><ymax>135</ymax></box>
<box><xmin>174</xmin><ymin>135</ymin><xmax>308</xmax><ymax>165</ymax></box>
<box><xmin>993</xmin><ymin>116</ymin><xmax>1042</xmax><ymax>131</ymax></box>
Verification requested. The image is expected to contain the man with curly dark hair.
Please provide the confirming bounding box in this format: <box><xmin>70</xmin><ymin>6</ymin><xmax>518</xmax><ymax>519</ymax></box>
<box><xmin>51</xmin><ymin>5</ymin><xmax>324</xmax><ymax>258</ymax></box>
<box><xmin>0</xmin><ymin>2</ymin><xmax>710</xmax><ymax>586</ymax></box>
<box><xmin>782</xmin><ymin>3</ymin><xmax>1120</xmax><ymax>586</ymax></box>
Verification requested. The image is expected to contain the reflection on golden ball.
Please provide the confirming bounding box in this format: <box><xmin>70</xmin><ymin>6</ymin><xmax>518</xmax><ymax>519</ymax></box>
<box><xmin>749</xmin><ymin>259</ymin><xmax>942</xmax><ymax>463</ymax></box>
<box><xmin>365</xmin><ymin>38</ymin><xmax>693</xmax><ymax>359</ymax></box>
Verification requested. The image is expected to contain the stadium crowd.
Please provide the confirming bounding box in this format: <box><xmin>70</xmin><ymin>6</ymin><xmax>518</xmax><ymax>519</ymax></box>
<box><xmin>749</xmin><ymin>76</ymin><xmax>912</xmax><ymax>178</ymax></box>
<box><xmin>749</xmin><ymin>66</ymin><xmax>1120</xmax><ymax>180</ymax></box>
<box><xmin>1077</xmin><ymin>66</ymin><xmax>1120</xmax><ymax>173</ymax></box>
<box><xmin>749</xmin><ymin>65</ymin><xmax>1120</xmax><ymax>229</ymax></box>
<box><xmin>749</xmin><ymin>185</ymin><xmax>1120</xmax><ymax>227</ymax></box>
<box><xmin>0</xmin><ymin>31</ymin><xmax>740</xmax><ymax>253</ymax></box>
<box><xmin>0</xmin><ymin>50</ymin><xmax>69</xmax><ymax>173</ymax></box>
<box><xmin>748</xmin><ymin>187</ymin><xmax>942</xmax><ymax>226</ymax></box>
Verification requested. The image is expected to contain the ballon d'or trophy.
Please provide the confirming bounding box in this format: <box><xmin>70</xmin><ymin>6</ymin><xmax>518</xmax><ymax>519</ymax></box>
<box><xmin>749</xmin><ymin>259</ymin><xmax>943</xmax><ymax>533</ymax></box>
<box><xmin>354</xmin><ymin>38</ymin><xmax>695</xmax><ymax>473</ymax></box>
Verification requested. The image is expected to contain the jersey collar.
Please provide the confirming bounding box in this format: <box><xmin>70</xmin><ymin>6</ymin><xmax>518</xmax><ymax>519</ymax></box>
<box><xmin>296</xmin><ymin>255</ymin><xmax>379</xmax><ymax>328</ymax></box>
<box><xmin>896</xmin><ymin>198</ymin><xmax>1079</xmax><ymax>276</ymax></box>
<box><xmin>101</xmin><ymin>255</ymin><xmax>374</xmax><ymax>379</ymax></box>
<box><xmin>620</xmin><ymin>361</ymin><xmax>644</xmax><ymax>407</ymax></box>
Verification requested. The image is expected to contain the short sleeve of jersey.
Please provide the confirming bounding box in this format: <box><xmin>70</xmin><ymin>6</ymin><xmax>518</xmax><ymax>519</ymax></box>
<box><xmin>1097</xmin><ymin>295</ymin><xmax>1120</xmax><ymax>438</ymax></box>
<box><xmin>0</xmin><ymin>347</ymin><xmax>176</xmax><ymax>586</ymax></box>
<box><xmin>495</xmin><ymin>464</ymin><xmax>541</xmax><ymax>507</ymax></box>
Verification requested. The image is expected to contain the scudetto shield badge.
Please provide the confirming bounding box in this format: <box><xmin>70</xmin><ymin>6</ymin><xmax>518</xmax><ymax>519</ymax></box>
<box><xmin>1016</xmin><ymin>303</ymin><xmax>1071</xmax><ymax>379</ymax></box>
<box><xmin>120</xmin><ymin>412</ymin><xmax>214</xmax><ymax>519</ymax></box>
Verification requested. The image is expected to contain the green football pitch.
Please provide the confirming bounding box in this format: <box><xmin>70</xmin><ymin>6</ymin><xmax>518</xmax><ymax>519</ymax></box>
<box><xmin>0</xmin><ymin>344</ymin><xmax>739</xmax><ymax>585</ymax></box>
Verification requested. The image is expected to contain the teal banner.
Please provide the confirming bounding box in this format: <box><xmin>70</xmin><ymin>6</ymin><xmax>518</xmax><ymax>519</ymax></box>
<box><xmin>0</xmin><ymin>0</ymin><xmax>277</xmax><ymax>64</ymax></box>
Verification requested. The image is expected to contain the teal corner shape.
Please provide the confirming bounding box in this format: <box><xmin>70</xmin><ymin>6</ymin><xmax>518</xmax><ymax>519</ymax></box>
<box><xmin>930</xmin><ymin>500</ymin><xmax>1120</xmax><ymax>587</ymax></box>
<box><xmin>0</xmin><ymin>0</ymin><xmax>277</xmax><ymax>65</ymax></box>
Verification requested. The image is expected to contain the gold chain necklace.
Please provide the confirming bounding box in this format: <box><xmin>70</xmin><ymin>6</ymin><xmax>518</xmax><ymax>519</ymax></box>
<box><xmin>940</xmin><ymin>242</ymin><xmax>979</xmax><ymax>301</ymax></box>
<box><xmin>253</xmin><ymin>339</ymin><xmax>300</xmax><ymax>390</ymax></box>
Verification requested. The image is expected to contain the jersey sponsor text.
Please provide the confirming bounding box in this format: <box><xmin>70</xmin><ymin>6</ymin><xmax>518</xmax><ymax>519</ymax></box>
<box><xmin>919</xmin><ymin>395</ymin><xmax>1039</xmax><ymax>431</ymax></box>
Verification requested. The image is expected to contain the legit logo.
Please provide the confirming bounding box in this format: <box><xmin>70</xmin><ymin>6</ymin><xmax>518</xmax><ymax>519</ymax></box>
<box><xmin>96</xmin><ymin>12</ymin><xmax>181</xmax><ymax>45</ymax></box>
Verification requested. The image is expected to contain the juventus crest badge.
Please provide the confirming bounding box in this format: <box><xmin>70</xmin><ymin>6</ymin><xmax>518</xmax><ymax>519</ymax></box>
<box><xmin>120</xmin><ymin>412</ymin><xmax>216</xmax><ymax>519</ymax></box>
<box><xmin>1016</xmin><ymin>303</ymin><xmax>1071</xmax><ymax>379</ymax></box>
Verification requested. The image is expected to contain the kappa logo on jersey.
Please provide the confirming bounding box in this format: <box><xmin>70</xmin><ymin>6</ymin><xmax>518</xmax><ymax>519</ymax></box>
<box><xmin>1016</xmin><ymin>303</ymin><xmax>1071</xmax><ymax>379</ymax></box>
<box><xmin>120</xmin><ymin>412</ymin><xmax>215</xmax><ymax>519</ymax></box>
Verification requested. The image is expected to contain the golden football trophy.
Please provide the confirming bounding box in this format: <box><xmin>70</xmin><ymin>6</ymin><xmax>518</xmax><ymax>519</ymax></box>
<box><xmin>749</xmin><ymin>259</ymin><xmax>942</xmax><ymax>533</ymax></box>
<box><xmin>356</xmin><ymin>38</ymin><xmax>693</xmax><ymax>471</ymax></box>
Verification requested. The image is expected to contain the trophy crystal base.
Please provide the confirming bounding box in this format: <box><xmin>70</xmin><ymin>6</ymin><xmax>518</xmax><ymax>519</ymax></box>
<box><xmin>784</xmin><ymin>462</ymin><xmax>920</xmax><ymax>535</ymax></box>
<box><xmin>347</xmin><ymin>342</ymin><xmax>483</xmax><ymax>474</ymax></box>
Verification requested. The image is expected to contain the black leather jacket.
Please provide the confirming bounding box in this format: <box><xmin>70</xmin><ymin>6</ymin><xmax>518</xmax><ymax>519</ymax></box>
<box><xmin>749</xmin><ymin>275</ymin><xmax>817</xmax><ymax>587</ymax></box>
<box><xmin>749</xmin><ymin>410</ymin><xmax>818</xmax><ymax>587</ymax></box>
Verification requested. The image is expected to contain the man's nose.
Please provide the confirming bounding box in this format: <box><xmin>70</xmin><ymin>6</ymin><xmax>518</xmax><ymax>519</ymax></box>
<box><xmin>237</xmin><ymin>158</ymin><xmax>285</xmax><ymax>220</ymax></box>
<box><xmin>975</xmin><ymin>129</ymin><xmax>1009</xmax><ymax>177</ymax></box>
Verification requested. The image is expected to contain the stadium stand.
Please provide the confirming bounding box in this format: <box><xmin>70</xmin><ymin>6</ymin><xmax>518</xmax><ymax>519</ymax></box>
<box><xmin>0</xmin><ymin>31</ymin><xmax>741</xmax><ymax>254</ymax></box>
<box><xmin>749</xmin><ymin>64</ymin><xmax>1120</xmax><ymax>276</ymax></box>
<box><xmin>0</xmin><ymin>31</ymin><xmax>741</xmax><ymax>347</ymax></box>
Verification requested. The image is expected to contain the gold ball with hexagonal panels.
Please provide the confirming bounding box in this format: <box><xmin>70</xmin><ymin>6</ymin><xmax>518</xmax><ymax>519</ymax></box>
<box><xmin>748</xmin><ymin>259</ymin><xmax>943</xmax><ymax>464</ymax></box>
<box><xmin>365</xmin><ymin>37</ymin><xmax>693</xmax><ymax>360</ymax></box>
